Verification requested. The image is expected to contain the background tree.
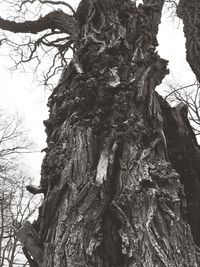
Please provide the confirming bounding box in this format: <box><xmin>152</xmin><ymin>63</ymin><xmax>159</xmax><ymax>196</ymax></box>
<box><xmin>0</xmin><ymin>174</ymin><xmax>41</xmax><ymax>267</ymax></box>
<box><xmin>0</xmin><ymin>110</ymin><xmax>40</xmax><ymax>266</ymax></box>
<box><xmin>0</xmin><ymin>111</ymin><xmax>30</xmax><ymax>168</ymax></box>
<box><xmin>0</xmin><ymin>0</ymin><xmax>200</xmax><ymax>266</ymax></box>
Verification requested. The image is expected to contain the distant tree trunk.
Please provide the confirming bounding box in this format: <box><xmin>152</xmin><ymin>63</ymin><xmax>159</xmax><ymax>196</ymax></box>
<box><xmin>19</xmin><ymin>0</ymin><xmax>200</xmax><ymax>266</ymax></box>
<box><xmin>176</xmin><ymin>0</ymin><xmax>200</xmax><ymax>247</ymax></box>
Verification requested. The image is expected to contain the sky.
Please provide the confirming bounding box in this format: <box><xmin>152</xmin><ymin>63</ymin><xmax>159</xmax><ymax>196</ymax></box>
<box><xmin>157</xmin><ymin>6</ymin><xmax>195</xmax><ymax>89</ymax></box>
<box><xmin>0</xmin><ymin>0</ymin><xmax>196</xmax><ymax>183</ymax></box>
<box><xmin>0</xmin><ymin>0</ymin><xmax>81</xmax><ymax>183</ymax></box>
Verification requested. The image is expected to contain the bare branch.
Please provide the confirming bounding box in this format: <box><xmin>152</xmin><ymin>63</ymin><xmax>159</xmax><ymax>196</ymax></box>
<box><xmin>165</xmin><ymin>80</ymin><xmax>200</xmax><ymax>136</ymax></box>
<box><xmin>20</xmin><ymin>0</ymin><xmax>75</xmax><ymax>14</ymax></box>
<box><xmin>0</xmin><ymin>10</ymin><xmax>78</xmax><ymax>38</ymax></box>
<box><xmin>164</xmin><ymin>81</ymin><xmax>198</xmax><ymax>100</ymax></box>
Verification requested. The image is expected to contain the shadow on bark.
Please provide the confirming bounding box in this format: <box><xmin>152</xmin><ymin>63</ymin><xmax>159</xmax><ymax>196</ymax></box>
<box><xmin>17</xmin><ymin>0</ymin><xmax>200</xmax><ymax>266</ymax></box>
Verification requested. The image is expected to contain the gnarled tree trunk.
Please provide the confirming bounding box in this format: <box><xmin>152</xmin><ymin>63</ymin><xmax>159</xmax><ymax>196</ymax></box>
<box><xmin>18</xmin><ymin>0</ymin><xmax>200</xmax><ymax>266</ymax></box>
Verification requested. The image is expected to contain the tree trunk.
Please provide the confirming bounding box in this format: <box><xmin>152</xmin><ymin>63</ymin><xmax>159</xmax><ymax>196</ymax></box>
<box><xmin>177</xmin><ymin>0</ymin><xmax>200</xmax><ymax>82</ymax></box>
<box><xmin>19</xmin><ymin>0</ymin><xmax>200</xmax><ymax>266</ymax></box>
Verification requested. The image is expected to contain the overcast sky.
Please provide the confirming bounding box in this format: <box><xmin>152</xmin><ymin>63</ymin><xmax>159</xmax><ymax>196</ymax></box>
<box><xmin>0</xmin><ymin>1</ymin><xmax>195</xmax><ymax>183</ymax></box>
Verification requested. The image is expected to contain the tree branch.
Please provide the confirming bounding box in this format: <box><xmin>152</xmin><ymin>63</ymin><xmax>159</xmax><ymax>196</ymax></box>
<box><xmin>20</xmin><ymin>0</ymin><xmax>75</xmax><ymax>14</ymax></box>
<box><xmin>22</xmin><ymin>247</ymin><xmax>39</xmax><ymax>267</ymax></box>
<box><xmin>0</xmin><ymin>10</ymin><xmax>79</xmax><ymax>39</ymax></box>
<box><xmin>164</xmin><ymin>81</ymin><xmax>198</xmax><ymax>100</ymax></box>
<box><xmin>26</xmin><ymin>185</ymin><xmax>47</xmax><ymax>195</ymax></box>
<box><xmin>17</xmin><ymin>222</ymin><xmax>43</xmax><ymax>267</ymax></box>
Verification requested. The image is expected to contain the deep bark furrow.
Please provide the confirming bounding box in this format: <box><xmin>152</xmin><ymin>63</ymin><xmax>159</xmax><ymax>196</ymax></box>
<box><xmin>159</xmin><ymin>96</ymin><xmax>200</xmax><ymax>246</ymax></box>
<box><xmin>17</xmin><ymin>0</ymin><xmax>200</xmax><ymax>266</ymax></box>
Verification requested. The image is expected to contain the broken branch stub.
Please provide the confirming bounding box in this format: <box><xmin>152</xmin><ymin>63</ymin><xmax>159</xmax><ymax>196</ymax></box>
<box><xmin>17</xmin><ymin>222</ymin><xmax>43</xmax><ymax>267</ymax></box>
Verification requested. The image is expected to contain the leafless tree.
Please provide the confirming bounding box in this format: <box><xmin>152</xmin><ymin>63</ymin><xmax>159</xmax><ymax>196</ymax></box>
<box><xmin>0</xmin><ymin>173</ymin><xmax>41</xmax><ymax>267</ymax></box>
<box><xmin>1</xmin><ymin>0</ymin><xmax>200</xmax><ymax>266</ymax></box>
<box><xmin>0</xmin><ymin>109</ymin><xmax>39</xmax><ymax>266</ymax></box>
<box><xmin>0</xmin><ymin>111</ymin><xmax>31</xmax><ymax>179</ymax></box>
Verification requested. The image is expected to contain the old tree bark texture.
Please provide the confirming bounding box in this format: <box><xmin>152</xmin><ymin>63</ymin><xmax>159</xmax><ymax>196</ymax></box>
<box><xmin>17</xmin><ymin>0</ymin><xmax>200</xmax><ymax>266</ymax></box>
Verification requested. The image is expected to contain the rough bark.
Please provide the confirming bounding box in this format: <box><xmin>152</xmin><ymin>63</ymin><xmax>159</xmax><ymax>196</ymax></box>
<box><xmin>18</xmin><ymin>0</ymin><xmax>200</xmax><ymax>266</ymax></box>
<box><xmin>0</xmin><ymin>10</ymin><xmax>79</xmax><ymax>39</ymax></box>
<box><xmin>177</xmin><ymin>0</ymin><xmax>200</xmax><ymax>82</ymax></box>
<box><xmin>175</xmin><ymin>0</ymin><xmax>200</xmax><ymax>246</ymax></box>
<box><xmin>159</xmin><ymin>96</ymin><xmax>200</xmax><ymax>247</ymax></box>
<box><xmin>17</xmin><ymin>222</ymin><xmax>43</xmax><ymax>266</ymax></box>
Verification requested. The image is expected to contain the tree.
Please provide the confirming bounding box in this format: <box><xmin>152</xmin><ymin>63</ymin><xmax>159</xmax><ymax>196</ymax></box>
<box><xmin>162</xmin><ymin>0</ymin><xmax>200</xmax><ymax>139</ymax></box>
<box><xmin>0</xmin><ymin>110</ymin><xmax>40</xmax><ymax>266</ymax></box>
<box><xmin>0</xmin><ymin>174</ymin><xmax>41</xmax><ymax>267</ymax></box>
<box><xmin>177</xmin><ymin>0</ymin><xmax>200</xmax><ymax>82</ymax></box>
<box><xmin>0</xmin><ymin>111</ymin><xmax>29</xmax><ymax>175</ymax></box>
<box><xmin>0</xmin><ymin>0</ymin><xmax>200</xmax><ymax>266</ymax></box>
